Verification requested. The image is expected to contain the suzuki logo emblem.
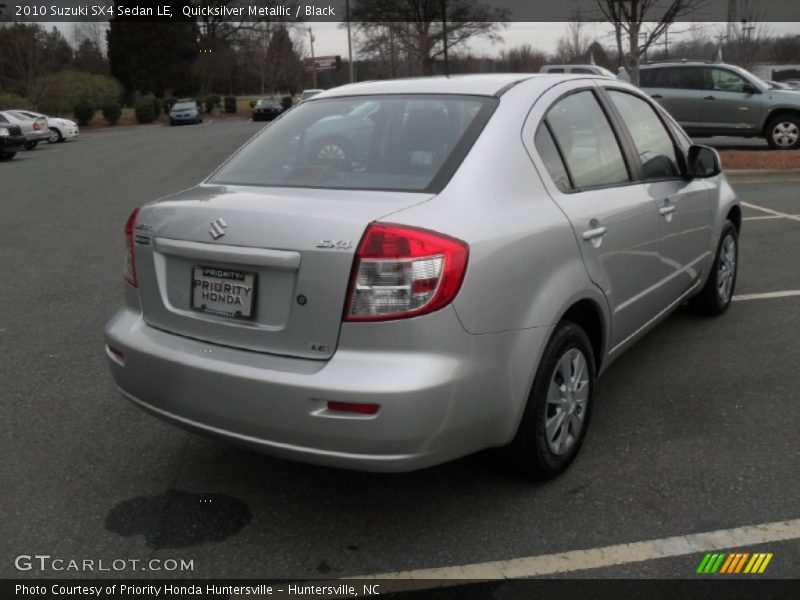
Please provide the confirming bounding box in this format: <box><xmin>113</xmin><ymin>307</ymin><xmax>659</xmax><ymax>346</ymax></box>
<box><xmin>209</xmin><ymin>218</ymin><xmax>228</xmax><ymax>240</ymax></box>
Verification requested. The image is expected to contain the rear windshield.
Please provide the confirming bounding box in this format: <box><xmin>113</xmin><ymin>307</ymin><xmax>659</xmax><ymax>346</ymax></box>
<box><xmin>209</xmin><ymin>94</ymin><xmax>497</xmax><ymax>192</ymax></box>
<box><xmin>173</xmin><ymin>102</ymin><xmax>196</xmax><ymax>110</ymax></box>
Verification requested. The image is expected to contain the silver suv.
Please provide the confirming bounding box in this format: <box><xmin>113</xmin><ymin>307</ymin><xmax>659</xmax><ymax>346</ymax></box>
<box><xmin>640</xmin><ymin>61</ymin><xmax>800</xmax><ymax>149</ymax></box>
<box><xmin>105</xmin><ymin>74</ymin><xmax>740</xmax><ymax>479</ymax></box>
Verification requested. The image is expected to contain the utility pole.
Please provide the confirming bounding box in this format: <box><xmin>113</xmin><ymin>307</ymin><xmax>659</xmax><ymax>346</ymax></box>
<box><xmin>345</xmin><ymin>0</ymin><xmax>354</xmax><ymax>83</ymax></box>
<box><xmin>664</xmin><ymin>24</ymin><xmax>669</xmax><ymax>60</ymax></box>
<box><xmin>308</xmin><ymin>27</ymin><xmax>317</xmax><ymax>88</ymax></box>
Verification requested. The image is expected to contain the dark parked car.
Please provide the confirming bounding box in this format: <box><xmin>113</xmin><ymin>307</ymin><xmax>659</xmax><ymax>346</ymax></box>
<box><xmin>169</xmin><ymin>100</ymin><xmax>202</xmax><ymax>126</ymax></box>
<box><xmin>640</xmin><ymin>61</ymin><xmax>800</xmax><ymax>149</ymax></box>
<box><xmin>251</xmin><ymin>98</ymin><xmax>284</xmax><ymax>122</ymax></box>
<box><xmin>0</xmin><ymin>114</ymin><xmax>26</xmax><ymax>160</ymax></box>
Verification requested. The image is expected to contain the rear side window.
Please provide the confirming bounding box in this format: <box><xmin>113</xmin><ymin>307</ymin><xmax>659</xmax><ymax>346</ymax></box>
<box><xmin>0</xmin><ymin>114</ymin><xmax>7</xmax><ymax>123</ymax></box>
<box><xmin>210</xmin><ymin>94</ymin><xmax>496</xmax><ymax>193</ymax></box>
<box><xmin>544</xmin><ymin>90</ymin><xmax>630</xmax><ymax>190</ymax></box>
<box><xmin>548</xmin><ymin>68</ymin><xmax>565</xmax><ymax>73</ymax></box>
<box><xmin>607</xmin><ymin>91</ymin><xmax>680</xmax><ymax>179</ymax></box>
<box><xmin>534</xmin><ymin>124</ymin><xmax>571</xmax><ymax>192</ymax></box>
<box><xmin>570</xmin><ymin>68</ymin><xmax>594</xmax><ymax>74</ymax></box>
<box><xmin>645</xmin><ymin>67</ymin><xmax>705</xmax><ymax>90</ymax></box>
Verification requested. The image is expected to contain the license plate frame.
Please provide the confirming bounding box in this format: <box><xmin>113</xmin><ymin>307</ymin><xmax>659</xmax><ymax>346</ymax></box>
<box><xmin>190</xmin><ymin>266</ymin><xmax>257</xmax><ymax>320</ymax></box>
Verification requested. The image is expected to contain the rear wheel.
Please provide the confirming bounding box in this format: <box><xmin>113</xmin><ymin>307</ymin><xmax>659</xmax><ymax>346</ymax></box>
<box><xmin>24</xmin><ymin>141</ymin><xmax>38</xmax><ymax>150</ymax></box>
<box><xmin>689</xmin><ymin>221</ymin><xmax>738</xmax><ymax>315</ymax></box>
<box><xmin>0</xmin><ymin>152</ymin><xmax>15</xmax><ymax>161</ymax></box>
<box><xmin>501</xmin><ymin>321</ymin><xmax>595</xmax><ymax>479</ymax></box>
<box><xmin>766</xmin><ymin>114</ymin><xmax>800</xmax><ymax>149</ymax></box>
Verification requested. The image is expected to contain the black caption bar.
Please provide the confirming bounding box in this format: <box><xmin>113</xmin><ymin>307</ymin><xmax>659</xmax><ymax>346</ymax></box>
<box><xmin>4</xmin><ymin>579</ymin><xmax>800</xmax><ymax>600</ymax></box>
<box><xmin>2</xmin><ymin>0</ymin><xmax>800</xmax><ymax>23</ymax></box>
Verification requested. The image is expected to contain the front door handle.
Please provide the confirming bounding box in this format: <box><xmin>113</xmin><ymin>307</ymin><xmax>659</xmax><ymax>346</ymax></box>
<box><xmin>659</xmin><ymin>205</ymin><xmax>676</xmax><ymax>216</ymax></box>
<box><xmin>650</xmin><ymin>94</ymin><xmax>663</xmax><ymax>99</ymax></box>
<box><xmin>582</xmin><ymin>226</ymin><xmax>607</xmax><ymax>241</ymax></box>
<box><xmin>704</xmin><ymin>95</ymin><xmax>717</xmax><ymax>100</ymax></box>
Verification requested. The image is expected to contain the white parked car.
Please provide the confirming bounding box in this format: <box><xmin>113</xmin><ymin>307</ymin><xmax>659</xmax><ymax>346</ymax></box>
<box><xmin>15</xmin><ymin>110</ymin><xmax>79</xmax><ymax>143</ymax></box>
<box><xmin>0</xmin><ymin>110</ymin><xmax>50</xmax><ymax>149</ymax></box>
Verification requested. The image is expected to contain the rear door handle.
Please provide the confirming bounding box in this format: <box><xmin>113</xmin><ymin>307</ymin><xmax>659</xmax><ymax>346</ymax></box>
<box><xmin>582</xmin><ymin>226</ymin><xmax>607</xmax><ymax>241</ymax></box>
<box><xmin>704</xmin><ymin>95</ymin><xmax>716</xmax><ymax>100</ymax></box>
<box><xmin>650</xmin><ymin>94</ymin><xmax>663</xmax><ymax>99</ymax></box>
<box><xmin>659</xmin><ymin>205</ymin><xmax>676</xmax><ymax>216</ymax></box>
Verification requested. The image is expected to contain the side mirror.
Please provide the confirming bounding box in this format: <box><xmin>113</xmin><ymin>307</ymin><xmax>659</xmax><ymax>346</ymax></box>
<box><xmin>742</xmin><ymin>83</ymin><xmax>760</xmax><ymax>94</ymax></box>
<box><xmin>687</xmin><ymin>145</ymin><xmax>721</xmax><ymax>178</ymax></box>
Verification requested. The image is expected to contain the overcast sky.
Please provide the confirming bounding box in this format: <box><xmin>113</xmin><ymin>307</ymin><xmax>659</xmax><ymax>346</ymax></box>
<box><xmin>308</xmin><ymin>21</ymin><xmax>800</xmax><ymax>58</ymax></box>
<box><xmin>52</xmin><ymin>20</ymin><xmax>800</xmax><ymax>58</ymax></box>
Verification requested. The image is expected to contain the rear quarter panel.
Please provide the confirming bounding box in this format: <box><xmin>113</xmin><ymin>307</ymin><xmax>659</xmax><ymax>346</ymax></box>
<box><xmin>385</xmin><ymin>78</ymin><xmax>609</xmax><ymax>339</ymax></box>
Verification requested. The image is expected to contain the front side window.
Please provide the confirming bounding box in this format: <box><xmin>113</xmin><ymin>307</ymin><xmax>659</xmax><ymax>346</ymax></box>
<box><xmin>607</xmin><ymin>91</ymin><xmax>680</xmax><ymax>179</ymax></box>
<box><xmin>210</xmin><ymin>95</ymin><xmax>496</xmax><ymax>192</ymax></box>
<box><xmin>545</xmin><ymin>90</ymin><xmax>630</xmax><ymax>190</ymax></box>
<box><xmin>708</xmin><ymin>68</ymin><xmax>749</xmax><ymax>93</ymax></box>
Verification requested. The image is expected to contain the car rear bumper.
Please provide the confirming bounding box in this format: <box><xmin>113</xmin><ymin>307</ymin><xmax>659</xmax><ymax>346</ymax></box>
<box><xmin>104</xmin><ymin>304</ymin><xmax>549</xmax><ymax>472</ymax></box>
<box><xmin>1</xmin><ymin>135</ymin><xmax>25</xmax><ymax>152</ymax></box>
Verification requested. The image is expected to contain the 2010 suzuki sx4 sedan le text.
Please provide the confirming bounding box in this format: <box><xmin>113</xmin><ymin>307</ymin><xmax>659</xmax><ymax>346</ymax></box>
<box><xmin>105</xmin><ymin>74</ymin><xmax>741</xmax><ymax>479</ymax></box>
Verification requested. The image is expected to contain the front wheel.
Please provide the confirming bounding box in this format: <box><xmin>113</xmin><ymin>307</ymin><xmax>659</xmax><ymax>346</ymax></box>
<box><xmin>689</xmin><ymin>221</ymin><xmax>738</xmax><ymax>315</ymax></box>
<box><xmin>501</xmin><ymin>321</ymin><xmax>595</xmax><ymax>479</ymax></box>
<box><xmin>309</xmin><ymin>138</ymin><xmax>354</xmax><ymax>168</ymax></box>
<box><xmin>766</xmin><ymin>115</ymin><xmax>800</xmax><ymax>150</ymax></box>
<box><xmin>48</xmin><ymin>128</ymin><xmax>63</xmax><ymax>143</ymax></box>
<box><xmin>24</xmin><ymin>141</ymin><xmax>38</xmax><ymax>150</ymax></box>
<box><xmin>0</xmin><ymin>152</ymin><xmax>15</xmax><ymax>161</ymax></box>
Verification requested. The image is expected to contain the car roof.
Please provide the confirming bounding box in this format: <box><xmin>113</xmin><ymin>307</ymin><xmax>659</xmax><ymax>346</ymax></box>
<box><xmin>310</xmin><ymin>74</ymin><xmax>608</xmax><ymax>99</ymax></box>
<box><xmin>641</xmin><ymin>61</ymin><xmax>735</xmax><ymax>69</ymax></box>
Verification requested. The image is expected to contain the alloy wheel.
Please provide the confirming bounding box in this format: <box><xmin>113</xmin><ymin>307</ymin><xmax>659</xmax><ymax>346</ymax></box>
<box><xmin>545</xmin><ymin>348</ymin><xmax>590</xmax><ymax>456</ymax></box>
<box><xmin>717</xmin><ymin>233</ymin><xmax>737</xmax><ymax>304</ymax></box>
<box><xmin>772</xmin><ymin>121</ymin><xmax>799</xmax><ymax>148</ymax></box>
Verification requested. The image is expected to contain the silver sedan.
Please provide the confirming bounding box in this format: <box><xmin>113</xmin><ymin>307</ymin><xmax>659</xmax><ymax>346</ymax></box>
<box><xmin>105</xmin><ymin>74</ymin><xmax>740</xmax><ymax>478</ymax></box>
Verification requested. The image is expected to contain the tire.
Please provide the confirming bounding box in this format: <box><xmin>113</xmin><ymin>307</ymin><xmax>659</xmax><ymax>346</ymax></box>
<box><xmin>0</xmin><ymin>152</ymin><xmax>15</xmax><ymax>161</ymax></box>
<box><xmin>24</xmin><ymin>141</ymin><xmax>38</xmax><ymax>150</ymax></box>
<box><xmin>501</xmin><ymin>321</ymin><xmax>596</xmax><ymax>479</ymax></box>
<box><xmin>169</xmin><ymin>120</ymin><xmax>175</xmax><ymax>126</ymax></box>
<box><xmin>689</xmin><ymin>221</ymin><xmax>738</xmax><ymax>315</ymax></box>
<box><xmin>766</xmin><ymin>114</ymin><xmax>800</xmax><ymax>150</ymax></box>
<box><xmin>309</xmin><ymin>137</ymin><xmax>354</xmax><ymax>168</ymax></box>
<box><xmin>48</xmin><ymin>128</ymin><xmax>63</xmax><ymax>143</ymax></box>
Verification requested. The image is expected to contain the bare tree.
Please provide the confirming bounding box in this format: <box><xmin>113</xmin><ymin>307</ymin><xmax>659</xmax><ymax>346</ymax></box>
<box><xmin>352</xmin><ymin>0</ymin><xmax>508</xmax><ymax>76</ymax></box>
<box><xmin>556</xmin><ymin>13</ymin><xmax>593</xmax><ymax>64</ymax></box>
<box><xmin>595</xmin><ymin>0</ymin><xmax>705</xmax><ymax>85</ymax></box>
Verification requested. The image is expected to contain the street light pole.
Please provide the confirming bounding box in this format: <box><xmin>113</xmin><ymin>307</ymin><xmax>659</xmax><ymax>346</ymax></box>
<box><xmin>308</xmin><ymin>27</ymin><xmax>317</xmax><ymax>88</ymax></box>
<box><xmin>346</xmin><ymin>0</ymin><xmax>354</xmax><ymax>83</ymax></box>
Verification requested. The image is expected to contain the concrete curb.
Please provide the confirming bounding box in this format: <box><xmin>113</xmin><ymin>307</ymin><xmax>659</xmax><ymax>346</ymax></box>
<box><xmin>724</xmin><ymin>168</ymin><xmax>800</xmax><ymax>178</ymax></box>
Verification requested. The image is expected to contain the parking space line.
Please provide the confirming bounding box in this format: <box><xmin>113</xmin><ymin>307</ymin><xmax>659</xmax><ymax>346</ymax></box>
<box><xmin>741</xmin><ymin>201</ymin><xmax>800</xmax><ymax>223</ymax></box>
<box><xmin>743</xmin><ymin>214</ymin><xmax>789</xmax><ymax>221</ymax></box>
<box><xmin>356</xmin><ymin>518</ymin><xmax>800</xmax><ymax>583</ymax></box>
<box><xmin>732</xmin><ymin>290</ymin><xmax>800</xmax><ymax>302</ymax></box>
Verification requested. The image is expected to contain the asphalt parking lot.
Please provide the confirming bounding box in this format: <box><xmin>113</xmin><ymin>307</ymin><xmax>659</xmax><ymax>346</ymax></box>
<box><xmin>1</xmin><ymin>120</ymin><xmax>799</xmax><ymax>582</ymax></box>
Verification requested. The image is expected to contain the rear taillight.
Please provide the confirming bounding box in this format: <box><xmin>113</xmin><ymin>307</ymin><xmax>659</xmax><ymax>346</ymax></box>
<box><xmin>33</xmin><ymin>121</ymin><xmax>41</xmax><ymax>131</ymax></box>
<box><xmin>124</xmin><ymin>208</ymin><xmax>140</xmax><ymax>287</ymax></box>
<box><xmin>345</xmin><ymin>223</ymin><xmax>468</xmax><ymax>321</ymax></box>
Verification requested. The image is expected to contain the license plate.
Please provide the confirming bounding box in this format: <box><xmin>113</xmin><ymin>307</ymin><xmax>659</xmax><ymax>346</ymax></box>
<box><xmin>191</xmin><ymin>266</ymin><xmax>256</xmax><ymax>319</ymax></box>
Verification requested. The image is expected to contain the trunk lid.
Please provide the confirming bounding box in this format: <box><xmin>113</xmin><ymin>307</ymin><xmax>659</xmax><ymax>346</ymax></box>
<box><xmin>133</xmin><ymin>184</ymin><xmax>432</xmax><ymax>359</ymax></box>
